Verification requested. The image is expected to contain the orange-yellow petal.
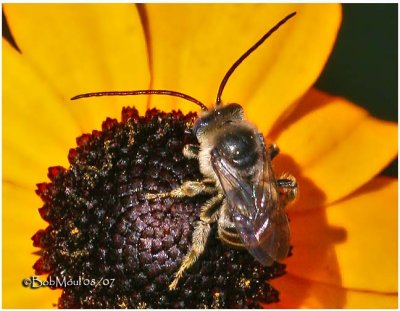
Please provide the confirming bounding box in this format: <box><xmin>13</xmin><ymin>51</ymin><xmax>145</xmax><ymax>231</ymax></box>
<box><xmin>3</xmin><ymin>39</ymin><xmax>79</xmax><ymax>188</ymax></box>
<box><xmin>145</xmin><ymin>3</ymin><xmax>341</xmax><ymax>119</ymax></box>
<box><xmin>266</xmin><ymin>273</ymin><xmax>397</xmax><ymax>308</ymax></box>
<box><xmin>4</xmin><ymin>3</ymin><xmax>150</xmax><ymax>131</ymax></box>
<box><xmin>284</xmin><ymin>177</ymin><xmax>397</xmax><ymax>294</ymax></box>
<box><xmin>271</xmin><ymin>89</ymin><xmax>397</xmax><ymax>208</ymax></box>
<box><xmin>3</xmin><ymin>183</ymin><xmax>59</xmax><ymax>308</ymax></box>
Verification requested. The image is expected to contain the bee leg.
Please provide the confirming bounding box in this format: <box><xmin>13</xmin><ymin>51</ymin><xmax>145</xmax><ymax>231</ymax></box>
<box><xmin>169</xmin><ymin>193</ymin><xmax>223</xmax><ymax>290</ymax></box>
<box><xmin>200</xmin><ymin>193</ymin><xmax>224</xmax><ymax>222</ymax></box>
<box><xmin>145</xmin><ymin>180</ymin><xmax>215</xmax><ymax>200</ymax></box>
<box><xmin>169</xmin><ymin>220</ymin><xmax>211</xmax><ymax>290</ymax></box>
<box><xmin>183</xmin><ymin>144</ymin><xmax>200</xmax><ymax>159</ymax></box>
<box><xmin>269</xmin><ymin>143</ymin><xmax>280</xmax><ymax>159</ymax></box>
<box><xmin>277</xmin><ymin>174</ymin><xmax>298</xmax><ymax>204</ymax></box>
<box><xmin>257</xmin><ymin>133</ymin><xmax>279</xmax><ymax>159</ymax></box>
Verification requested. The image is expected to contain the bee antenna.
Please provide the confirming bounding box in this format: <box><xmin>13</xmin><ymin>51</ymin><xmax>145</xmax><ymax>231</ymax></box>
<box><xmin>71</xmin><ymin>90</ymin><xmax>208</xmax><ymax>111</ymax></box>
<box><xmin>215</xmin><ymin>12</ymin><xmax>296</xmax><ymax>106</ymax></box>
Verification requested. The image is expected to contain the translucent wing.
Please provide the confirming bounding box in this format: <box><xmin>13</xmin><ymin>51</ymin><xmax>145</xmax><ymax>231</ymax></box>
<box><xmin>211</xmin><ymin>137</ymin><xmax>290</xmax><ymax>266</ymax></box>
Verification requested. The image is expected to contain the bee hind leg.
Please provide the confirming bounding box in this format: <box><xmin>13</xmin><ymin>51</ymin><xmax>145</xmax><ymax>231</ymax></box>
<box><xmin>145</xmin><ymin>180</ymin><xmax>216</xmax><ymax>200</ymax></box>
<box><xmin>169</xmin><ymin>220</ymin><xmax>211</xmax><ymax>290</ymax></box>
<box><xmin>277</xmin><ymin>174</ymin><xmax>298</xmax><ymax>204</ymax></box>
<box><xmin>169</xmin><ymin>193</ymin><xmax>223</xmax><ymax>290</ymax></box>
<box><xmin>200</xmin><ymin>193</ymin><xmax>224</xmax><ymax>222</ymax></box>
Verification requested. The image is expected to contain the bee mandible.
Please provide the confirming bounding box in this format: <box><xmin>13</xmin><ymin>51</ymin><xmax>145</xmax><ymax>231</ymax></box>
<box><xmin>72</xmin><ymin>12</ymin><xmax>298</xmax><ymax>290</ymax></box>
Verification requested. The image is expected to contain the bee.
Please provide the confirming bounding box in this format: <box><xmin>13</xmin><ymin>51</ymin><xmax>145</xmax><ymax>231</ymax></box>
<box><xmin>72</xmin><ymin>12</ymin><xmax>298</xmax><ymax>290</ymax></box>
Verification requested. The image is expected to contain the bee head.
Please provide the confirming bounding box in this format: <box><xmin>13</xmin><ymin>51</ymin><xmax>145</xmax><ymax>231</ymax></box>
<box><xmin>193</xmin><ymin>103</ymin><xmax>244</xmax><ymax>138</ymax></box>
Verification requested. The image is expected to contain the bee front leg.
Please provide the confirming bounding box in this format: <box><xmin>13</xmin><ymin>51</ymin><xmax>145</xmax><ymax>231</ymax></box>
<box><xmin>183</xmin><ymin>144</ymin><xmax>200</xmax><ymax>159</ymax></box>
<box><xmin>277</xmin><ymin>174</ymin><xmax>298</xmax><ymax>204</ymax></box>
<box><xmin>145</xmin><ymin>180</ymin><xmax>215</xmax><ymax>200</ymax></box>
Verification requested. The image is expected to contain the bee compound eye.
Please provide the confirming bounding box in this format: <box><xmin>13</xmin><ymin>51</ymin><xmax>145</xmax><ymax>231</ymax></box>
<box><xmin>193</xmin><ymin>118</ymin><xmax>208</xmax><ymax>137</ymax></box>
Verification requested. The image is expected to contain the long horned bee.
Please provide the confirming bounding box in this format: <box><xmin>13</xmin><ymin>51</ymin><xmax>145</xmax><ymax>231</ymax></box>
<box><xmin>72</xmin><ymin>12</ymin><xmax>298</xmax><ymax>290</ymax></box>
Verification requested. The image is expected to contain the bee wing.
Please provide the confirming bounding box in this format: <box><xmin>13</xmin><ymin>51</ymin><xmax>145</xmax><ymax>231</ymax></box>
<box><xmin>211</xmin><ymin>144</ymin><xmax>290</xmax><ymax>266</ymax></box>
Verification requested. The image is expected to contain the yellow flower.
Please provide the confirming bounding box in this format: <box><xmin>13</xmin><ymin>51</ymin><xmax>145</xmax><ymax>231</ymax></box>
<box><xmin>3</xmin><ymin>3</ymin><xmax>397</xmax><ymax>308</ymax></box>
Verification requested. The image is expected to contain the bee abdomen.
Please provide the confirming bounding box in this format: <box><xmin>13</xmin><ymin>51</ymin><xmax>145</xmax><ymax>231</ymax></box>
<box><xmin>218</xmin><ymin>226</ymin><xmax>245</xmax><ymax>249</ymax></box>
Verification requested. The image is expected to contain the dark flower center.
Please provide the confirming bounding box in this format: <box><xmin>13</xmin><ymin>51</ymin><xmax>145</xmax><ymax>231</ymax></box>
<box><xmin>32</xmin><ymin>107</ymin><xmax>286</xmax><ymax>308</ymax></box>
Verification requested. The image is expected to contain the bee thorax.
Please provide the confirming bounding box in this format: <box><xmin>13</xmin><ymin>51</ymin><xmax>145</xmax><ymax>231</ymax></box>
<box><xmin>214</xmin><ymin>125</ymin><xmax>260</xmax><ymax>169</ymax></box>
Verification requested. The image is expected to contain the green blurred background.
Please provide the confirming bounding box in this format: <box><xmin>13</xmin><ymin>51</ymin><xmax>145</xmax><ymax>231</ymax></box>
<box><xmin>315</xmin><ymin>4</ymin><xmax>397</xmax><ymax>177</ymax></box>
<box><xmin>3</xmin><ymin>4</ymin><xmax>397</xmax><ymax>176</ymax></box>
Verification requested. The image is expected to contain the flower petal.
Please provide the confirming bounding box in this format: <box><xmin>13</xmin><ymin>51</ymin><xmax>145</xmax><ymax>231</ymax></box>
<box><xmin>285</xmin><ymin>177</ymin><xmax>397</xmax><ymax>294</ymax></box>
<box><xmin>4</xmin><ymin>3</ymin><xmax>150</xmax><ymax>130</ymax></box>
<box><xmin>3</xmin><ymin>182</ymin><xmax>60</xmax><ymax>308</ymax></box>
<box><xmin>145</xmin><ymin>3</ymin><xmax>340</xmax><ymax>119</ymax></box>
<box><xmin>271</xmin><ymin>89</ymin><xmax>397</xmax><ymax>208</ymax></box>
<box><xmin>3</xmin><ymin>39</ymin><xmax>79</xmax><ymax>188</ymax></box>
<box><xmin>267</xmin><ymin>273</ymin><xmax>397</xmax><ymax>308</ymax></box>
